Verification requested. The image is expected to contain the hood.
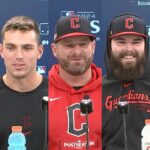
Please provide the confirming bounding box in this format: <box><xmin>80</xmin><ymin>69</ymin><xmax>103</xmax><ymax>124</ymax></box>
<box><xmin>49</xmin><ymin>64</ymin><xmax>102</xmax><ymax>94</ymax></box>
<box><xmin>104</xmin><ymin>14</ymin><xmax>149</xmax><ymax>80</ymax></box>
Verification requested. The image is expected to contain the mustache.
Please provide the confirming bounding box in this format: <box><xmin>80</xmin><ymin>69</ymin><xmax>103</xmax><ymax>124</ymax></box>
<box><xmin>68</xmin><ymin>53</ymin><xmax>86</xmax><ymax>60</ymax></box>
<box><xmin>119</xmin><ymin>51</ymin><xmax>138</xmax><ymax>58</ymax></box>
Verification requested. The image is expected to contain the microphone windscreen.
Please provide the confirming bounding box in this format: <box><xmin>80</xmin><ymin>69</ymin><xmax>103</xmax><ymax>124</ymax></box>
<box><xmin>80</xmin><ymin>95</ymin><xmax>93</xmax><ymax>114</ymax></box>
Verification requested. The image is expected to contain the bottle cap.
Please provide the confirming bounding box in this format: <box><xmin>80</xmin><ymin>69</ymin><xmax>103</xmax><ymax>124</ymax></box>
<box><xmin>12</xmin><ymin>126</ymin><xmax>22</xmax><ymax>132</ymax></box>
<box><xmin>145</xmin><ymin>119</ymin><xmax>150</xmax><ymax>124</ymax></box>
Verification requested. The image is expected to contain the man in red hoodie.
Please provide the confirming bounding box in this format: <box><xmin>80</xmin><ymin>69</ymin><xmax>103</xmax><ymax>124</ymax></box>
<box><xmin>48</xmin><ymin>15</ymin><xmax>102</xmax><ymax>149</ymax></box>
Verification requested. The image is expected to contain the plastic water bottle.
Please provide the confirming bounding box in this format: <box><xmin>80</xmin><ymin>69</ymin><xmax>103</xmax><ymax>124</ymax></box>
<box><xmin>8</xmin><ymin>126</ymin><xmax>26</xmax><ymax>150</ymax></box>
<box><xmin>141</xmin><ymin>119</ymin><xmax>150</xmax><ymax>150</ymax></box>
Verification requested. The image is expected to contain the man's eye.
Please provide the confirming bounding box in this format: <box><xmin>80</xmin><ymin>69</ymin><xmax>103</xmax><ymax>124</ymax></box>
<box><xmin>133</xmin><ymin>41</ymin><xmax>140</xmax><ymax>44</ymax></box>
<box><xmin>80</xmin><ymin>43</ymin><xmax>87</xmax><ymax>46</ymax></box>
<box><xmin>7</xmin><ymin>46</ymin><xmax>14</xmax><ymax>50</ymax></box>
<box><xmin>23</xmin><ymin>47</ymin><xmax>32</xmax><ymax>51</ymax></box>
<box><xmin>117</xmin><ymin>41</ymin><xmax>125</xmax><ymax>44</ymax></box>
<box><xmin>65</xmin><ymin>44</ymin><xmax>74</xmax><ymax>48</ymax></box>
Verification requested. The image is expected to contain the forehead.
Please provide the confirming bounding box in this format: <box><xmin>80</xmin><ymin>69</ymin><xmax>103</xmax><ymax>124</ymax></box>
<box><xmin>58</xmin><ymin>36</ymin><xmax>91</xmax><ymax>43</ymax></box>
<box><xmin>3</xmin><ymin>30</ymin><xmax>37</xmax><ymax>43</ymax></box>
<box><xmin>112</xmin><ymin>34</ymin><xmax>144</xmax><ymax>41</ymax></box>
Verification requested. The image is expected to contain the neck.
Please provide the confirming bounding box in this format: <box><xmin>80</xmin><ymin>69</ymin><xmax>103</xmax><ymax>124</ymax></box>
<box><xmin>59</xmin><ymin>66</ymin><xmax>92</xmax><ymax>87</ymax></box>
<box><xmin>3</xmin><ymin>73</ymin><xmax>42</xmax><ymax>92</ymax></box>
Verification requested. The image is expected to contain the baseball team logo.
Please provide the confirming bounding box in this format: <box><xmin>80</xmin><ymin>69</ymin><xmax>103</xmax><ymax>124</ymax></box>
<box><xmin>125</xmin><ymin>17</ymin><xmax>134</xmax><ymax>29</ymax></box>
<box><xmin>70</xmin><ymin>17</ymin><xmax>80</xmax><ymax>29</ymax></box>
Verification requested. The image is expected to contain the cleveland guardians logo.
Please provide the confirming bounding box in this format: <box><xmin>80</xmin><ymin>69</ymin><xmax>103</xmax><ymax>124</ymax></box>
<box><xmin>70</xmin><ymin>17</ymin><xmax>80</xmax><ymax>29</ymax></box>
<box><xmin>104</xmin><ymin>90</ymin><xmax>150</xmax><ymax>112</ymax></box>
<box><xmin>125</xmin><ymin>17</ymin><xmax>134</xmax><ymax>29</ymax></box>
<box><xmin>67</xmin><ymin>103</ymin><xmax>86</xmax><ymax>137</ymax></box>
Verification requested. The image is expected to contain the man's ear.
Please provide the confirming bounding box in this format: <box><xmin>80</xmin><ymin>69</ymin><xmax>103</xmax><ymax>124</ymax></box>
<box><xmin>92</xmin><ymin>40</ymin><xmax>96</xmax><ymax>54</ymax></box>
<box><xmin>51</xmin><ymin>43</ymin><xmax>57</xmax><ymax>58</ymax></box>
<box><xmin>0</xmin><ymin>44</ymin><xmax>4</xmax><ymax>58</ymax></box>
<box><xmin>37</xmin><ymin>44</ymin><xmax>44</xmax><ymax>59</ymax></box>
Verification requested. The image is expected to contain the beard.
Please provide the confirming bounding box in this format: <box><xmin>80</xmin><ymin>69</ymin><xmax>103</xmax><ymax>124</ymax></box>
<box><xmin>110</xmin><ymin>50</ymin><xmax>146</xmax><ymax>81</ymax></box>
<box><xmin>57</xmin><ymin>51</ymin><xmax>93</xmax><ymax>76</ymax></box>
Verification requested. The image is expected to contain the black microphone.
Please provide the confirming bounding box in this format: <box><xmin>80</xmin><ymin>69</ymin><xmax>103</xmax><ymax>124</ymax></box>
<box><xmin>42</xmin><ymin>96</ymin><xmax>48</xmax><ymax>150</ymax></box>
<box><xmin>42</xmin><ymin>96</ymin><xmax>48</xmax><ymax>110</ymax></box>
<box><xmin>80</xmin><ymin>95</ymin><xmax>93</xmax><ymax>114</ymax></box>
<box><xmin>117</xmin><ymin>98</ymin><xmax>129</xmax><ymax>114</ymax></box>
<box><xmin>117</xmin><ymin>98</ymin><xmax>129</xmax><ymax>150</ymax></box>
<box><xmin>80</xmin><ymin>95</ymin><xmax>93</xmax><ymax>150</ymax></box>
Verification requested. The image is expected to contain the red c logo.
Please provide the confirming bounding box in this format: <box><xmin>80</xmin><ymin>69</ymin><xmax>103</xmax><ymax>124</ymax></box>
<box><xmin>125</xmin><ymin>18</ymin><xmax>134</xmax><ymax>29</ymax></box>
<box><xmin>70</xmin><ymin>17</ymin><xmax>80</xmax><ymax>29</ymax></box>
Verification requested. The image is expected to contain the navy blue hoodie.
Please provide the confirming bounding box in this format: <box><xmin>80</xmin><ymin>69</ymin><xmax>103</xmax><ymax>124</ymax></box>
<box><xmin>102</xmin><ymin>14</ymin><xmax>150</xmax><ymax>150</ymax></box>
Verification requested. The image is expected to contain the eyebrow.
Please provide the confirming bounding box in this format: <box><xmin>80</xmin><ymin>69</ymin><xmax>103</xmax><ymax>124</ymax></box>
<box><xmin>5</xmin><ymin>43</ymin><xmax>14</xmax><ymax>45</ymax></box>
<box><xmin>113</xmin><ymin>37</ymin><xmax>144</xmax><ymax>41</ymax></box>
<box><xmin>5</xmin><ymin>42</ymin><xmax>33</xmax><ymax>46</ymax></box>
<box><xmin>61</xmin><ymin>37</ymin><xmax>90</xmax><ymax>43</ymax></box>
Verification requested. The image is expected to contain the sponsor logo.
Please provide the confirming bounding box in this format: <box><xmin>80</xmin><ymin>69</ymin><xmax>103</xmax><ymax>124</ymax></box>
<box><xmin>137</xmin><ymin>0</ymin><xmax>150</xmax><ymax>6</ymax></box>
<box><xmin>122</xmin><ymin>82</ymin><xmax>133</xmax><ymax>88</ymax></box>
<box><xmin>23</xmin><ymin>131</ymin><xmax>32</xmax><ymax>136</ymax></box>
<box><xmin>49</xmin><ymin>97</ymin><xmax>62</xmax><ymax>101</ymax></box>
<box><xmin>40</xmin><ymin>23</ymin><xmax>49</xmax><ymax>35</ymax></box>
<box><xmin>36</xmin><ymin>66</ymin><xmax>46</xmax><ymax>74</ymax></box>
<box><xmin>129</xmin><ymin>0</ymin><xmax>150</xmax><ymax>6</ymax></box>
<box><xmin>61</xmin><ymin>11</ymin><xmax>75</xmax><ymax>16</ymax></box>
<box><xmin>42</xmin><ymin>40</ymin><xmax>49</xmax><ymax>45</ymax></box>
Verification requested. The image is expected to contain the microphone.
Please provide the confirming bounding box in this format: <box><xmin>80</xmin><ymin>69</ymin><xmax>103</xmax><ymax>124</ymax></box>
<box><xmin>42</xmin><ymin>96</ymin><xmax>49</xmax><ymax>150</ymax></box>
<box><xmin>117</xmin><ymin>98</ymin><xmax>129</xmax><ymax>150</ymax></box>
<box><xmin>117</xmin><ymin>98</ymin><xmax>128</xmax><ymax>114</ymax></box>
<box><xmin>80</xmin><ymin>95</ymin><xmax>93</xmax><ymax>114</ymax></box>
<box><xmin>42</xmin><ymin>96</ymin><xmax>48</xmax><ymax>110</ymax></box>
<box><xmin>80</xmin><ymin>95</ymin><xmax>93</xmax><ymax>150</ymax></box>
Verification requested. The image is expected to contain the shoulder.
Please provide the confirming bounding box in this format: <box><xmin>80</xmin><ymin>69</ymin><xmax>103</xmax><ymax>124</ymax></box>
<box><xmin>102</xmin><ymin>75</ymin><xmax>121</xmax><ymax>86</ymax></box>
<box><xmin>39</xmin><ymin>76</ymin><xmax>48</xmax><ymax>89</ymax></box>
<box><xmin>0</xmin><ymin>77</ymin><xmax>6</xmax><ymax>89</ymax></box>
<box><xmin>91</xmin><ymin>64</ymin><xmax>102</xmax><ymax>75</ymax></box>
<box><xmin>29</xmin><ymin>76</ymin><xmax>48</xmax><ymax>97</ymax></box>
<box><xmin>42</xmin><ymin>76</ymin><xmax>48</xmax><ymax>83</ymax></box>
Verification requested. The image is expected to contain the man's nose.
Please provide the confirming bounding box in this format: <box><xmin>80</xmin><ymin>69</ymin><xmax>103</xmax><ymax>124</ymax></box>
<box><xmin>73</xmin><ymin>45</ymin><xmax>82</xmax><ymax>52</ymax></box>
<box><xmin>126</xmin><ymin>43</ymin><xmax>133</xmax><ymax>51</ymax></box>
<box><xmin>16</xmin><ymin>49</ymin><xmax>23</xmax><ymax>58</ymax></box>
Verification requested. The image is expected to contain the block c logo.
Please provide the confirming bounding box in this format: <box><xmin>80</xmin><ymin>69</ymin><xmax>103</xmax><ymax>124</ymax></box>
<box><xmin>70</xmin><ymin>17</ymin><xmax>80</xmax><ymax>29</ymax></box>
<box><xmin>125</xmin><ymin>18</ymin><xmax>134</xmax><ymax>29</ymax></box>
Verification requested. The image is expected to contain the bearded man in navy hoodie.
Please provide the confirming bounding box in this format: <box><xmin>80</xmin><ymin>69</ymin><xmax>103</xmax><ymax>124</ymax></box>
<box><xmin>102</xmin><ymin>13</ymin><xmax>150</xmax><ymax>150</ymax></box>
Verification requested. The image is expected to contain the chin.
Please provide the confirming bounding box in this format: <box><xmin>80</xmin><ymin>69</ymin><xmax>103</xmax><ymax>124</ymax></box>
<box><xmin>13</xmin><ymin>72</ymin><xmax>26</xmax><ymax>78</ymax></box>
<box><xmin>123</xmin><ymin>61</ymin><xmax>136</xmax><ymax>67</ymax></box>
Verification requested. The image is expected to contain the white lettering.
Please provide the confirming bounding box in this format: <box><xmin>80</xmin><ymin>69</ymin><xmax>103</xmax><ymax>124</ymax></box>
<box><xmin>138</xmin><ymin>1</ymin><xmax>150</xmax><ymax>6</ymax></box>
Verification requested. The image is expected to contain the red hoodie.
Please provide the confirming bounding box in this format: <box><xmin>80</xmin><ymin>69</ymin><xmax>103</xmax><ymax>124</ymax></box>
<box><xmin>48</xmin><ymin>64</ymin><xmax>102</xmax><ymax>150</ymax></box>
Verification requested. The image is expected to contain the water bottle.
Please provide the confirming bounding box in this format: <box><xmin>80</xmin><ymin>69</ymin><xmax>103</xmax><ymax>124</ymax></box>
<box><xmin>141</xmin><ymin>119</ymin><xmax>150</xmax><ymax>150</ymax></box>
<box><xmin>8</xmin><ymin>126</ymin><xmax>26</xmax><ymax>150</ymax></box>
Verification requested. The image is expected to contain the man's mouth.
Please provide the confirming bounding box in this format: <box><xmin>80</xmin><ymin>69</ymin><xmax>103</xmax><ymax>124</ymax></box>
<box><xmin>123</xmin><ymin>55</ymin><xmax>135</xmax><ymax>59</ymax></box>
<box><xmin>13</xmin><ymin>63</ymin><xmax>25</xmax><ymax>69</ymax></box>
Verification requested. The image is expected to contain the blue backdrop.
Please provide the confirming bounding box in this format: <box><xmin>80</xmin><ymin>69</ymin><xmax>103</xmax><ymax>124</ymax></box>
<box><xmin>0</xmin><ymin>0</ymin><xmax>149</xmax><ymax>76</ymax></box>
